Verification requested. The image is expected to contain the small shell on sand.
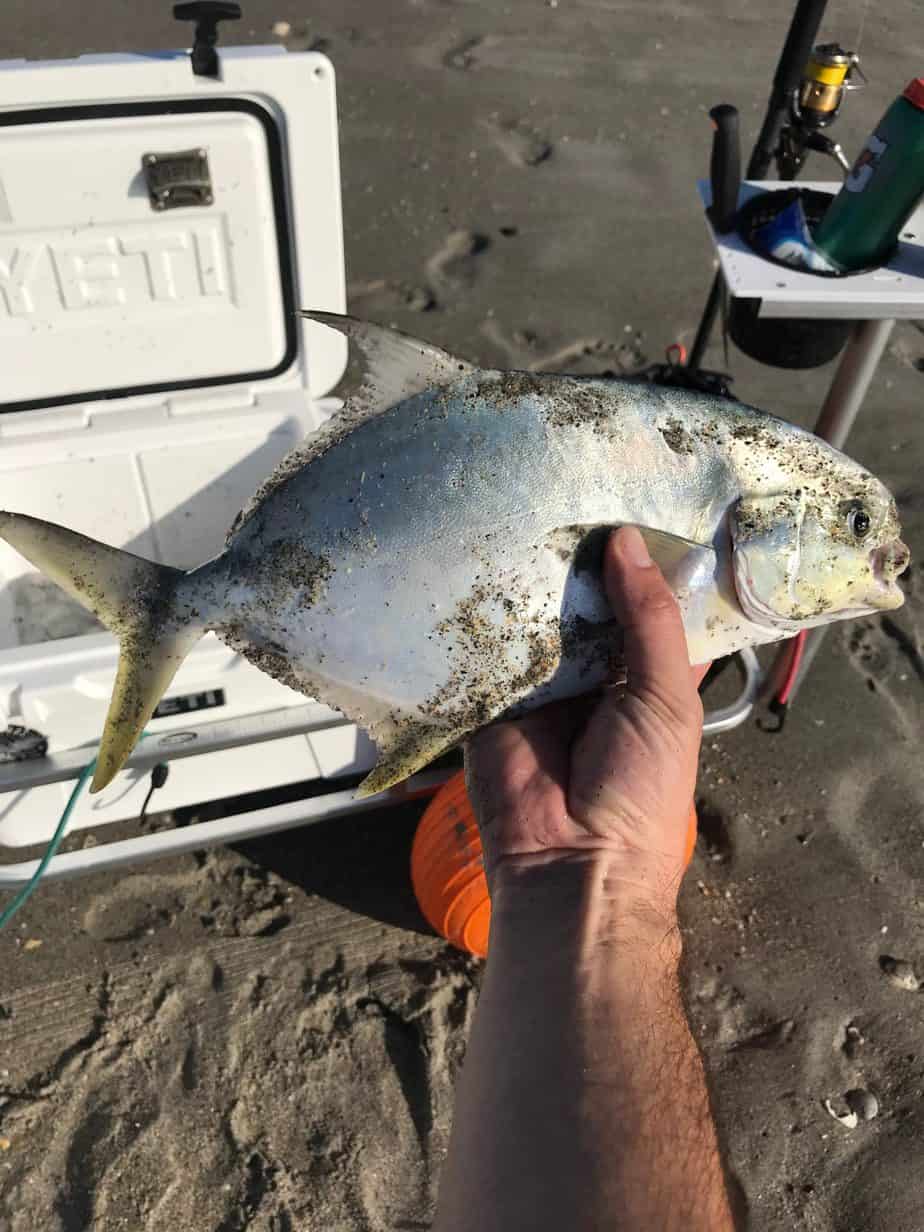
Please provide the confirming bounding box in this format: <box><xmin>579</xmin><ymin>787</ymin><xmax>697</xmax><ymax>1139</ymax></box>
<box><xmin>824</xmin><ymin>1098</ymin><xmax>858</xmax><ymax>1130</ymax></box>
<box><xmin>845</xmin><ymin>1089</ymin><xmax>879</xmax><ymax>1122</ymax></box>
<box><xmin>824</xmin><ymin>1098</ymin><xmax>859</xmax><ymax>1130</ymax></box>
<box><xmin>825</xmin><ymin>1089</ymin><xmax>879</xmax><ymax>1129</ymax></box>
<box><xmin>880</xmin><ymin>956</ymin><xmax>920</xmax><ymax>991</ymax></box>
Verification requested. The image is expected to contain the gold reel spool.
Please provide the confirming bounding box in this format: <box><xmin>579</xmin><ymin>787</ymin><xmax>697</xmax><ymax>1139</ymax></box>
<box><xmin>798</xmin><ymin>43</ymin><xmax>863</xmax><ymax>128</ymax></box>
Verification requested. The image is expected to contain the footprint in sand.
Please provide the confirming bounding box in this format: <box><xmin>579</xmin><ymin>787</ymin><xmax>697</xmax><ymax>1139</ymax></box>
<box><xmin>880</xmin><ymin>614</ymin><xmax>924</xmax><ymax>684</ymax></box>
<box><xmin>843</xmin><ymin>610</ymin><xmax>922</xmax><ymax>736</ymax></box>
<box><xmin>442</xmin><ymin>35</ymin><xmax>486</xmax><ymax>71</ymax></box>
<box><xmin>425</xmin><ymin>230</ymin><xmax>491</xmax><ymax>296</ymax></box>
<box><xmin>348</xmin><ymin>279</ymin><xmax>437</xmax><ymax>316</ymax></box>
<box><xmin>821</xmin><ymin>751</ymin><xmax>924</xmax><ymax>914</ymax></box>
<box><xmin>484</xmin><ymin>117</ymin><xmax>553</xmax><ymax>167</ymax></box>
<box><xmin>81</xmin><ymin>871</ymin><xmax>193</xmax><ymax>942</ymax></box>
<box><xmin>694</xmin><ymin>799</ymin><xmax>735</xmax><ymax>865</ymax></box>
<box><xmin>81</xmin><ymin>858</ymin><xmax>291</xmax><ymax>942</ymax></box>
<box><xmin>481</xmin><ymin>319</ymin><xmax>646</xmax><ymax>375</ymax></box>
<box><xmin>887</xmin><ymin>326</ymin><xmax>924</xmax><ymax>371</ymax></box>
<box><xmin>847</xmin><ymin>618</ymin><xmax>897</xmax><ymax>689</ymax></box>
<box><xmin>876</xmin><ymin>561</ymin><xmax>924</xmax><ymax>686</ymax></box>
<box><xmin>879</xmin><ymin>955</ymin><xmax>920</xmax><ymax>991</ymax></box>
<box><xmin>837</xmin><ymin>1019</ymin><xmax>866</xmax><ymax>1060</ymax></box>
<box><xmin>691</xmin><ymin>977</ymin><xmax>795</xmax><ymax>1052</ymax></box>
<box><xmin>352</xmin><ymin>231</ymin><xmax>493</xmax><ymax>316</ymax></box>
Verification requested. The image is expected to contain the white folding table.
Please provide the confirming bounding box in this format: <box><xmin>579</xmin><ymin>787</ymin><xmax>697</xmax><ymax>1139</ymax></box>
<box><xmin>698</xmin><ymin>179</ymin><xmax>924</xmax><ymax>713</ymax></box>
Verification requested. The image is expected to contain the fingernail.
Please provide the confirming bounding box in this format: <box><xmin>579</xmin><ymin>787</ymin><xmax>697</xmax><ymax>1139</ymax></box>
<box><xmin>618</xmin><ymin>526</ymin><xmax>652</xmax><ymax>568</ymax></box>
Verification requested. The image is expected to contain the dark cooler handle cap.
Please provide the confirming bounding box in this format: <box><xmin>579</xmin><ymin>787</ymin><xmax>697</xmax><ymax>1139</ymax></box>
<box><xmin>174</xmin><ymin>2</ymin><xmax>242</xmax><ymax>77</ymax></box>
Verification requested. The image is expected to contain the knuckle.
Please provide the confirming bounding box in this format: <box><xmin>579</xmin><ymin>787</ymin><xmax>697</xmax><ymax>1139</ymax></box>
<box><xmin>633</xmin><ymin>584</ymin><xmax>678</xmax><ymax>615</ymax></box>
<box><xmin>625</xmin><ymin>592</ymin><xmax>682</xmax><ymax>634</ymax></box>
<box><xmin>636</xmin><ymin>568</ymin><xmax>679</xmax><ymax>602</ymax></box>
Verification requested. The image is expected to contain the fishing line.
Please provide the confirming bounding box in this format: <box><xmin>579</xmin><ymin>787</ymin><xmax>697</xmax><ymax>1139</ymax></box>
<box><xmin>0</xmin><ymin>755</ymin><xmax>96</xmax><ymax>933</ymax></box>
<box><xmin>0</xmin><ymin>733</ymin><xmax>161</xmax><ymax>934</ymax></box>
<box><xmin>853</xmin><ymin>0</ymin><xmax>869</xmax><ymax>56</ymax></box>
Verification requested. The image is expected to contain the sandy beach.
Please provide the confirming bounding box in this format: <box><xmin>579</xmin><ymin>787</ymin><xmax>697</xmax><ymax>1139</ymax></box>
<box><xmin>2</xmin><ymin>1</ymin><xmax>924</xmax><ymax>1228</ymax></box>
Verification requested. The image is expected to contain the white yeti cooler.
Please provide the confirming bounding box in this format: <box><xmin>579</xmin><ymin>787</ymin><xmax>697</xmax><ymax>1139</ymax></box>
<box><xmin>0</xmin><ymin>25</ymin><xmax>430</xmax><ymax>882</ymax></box>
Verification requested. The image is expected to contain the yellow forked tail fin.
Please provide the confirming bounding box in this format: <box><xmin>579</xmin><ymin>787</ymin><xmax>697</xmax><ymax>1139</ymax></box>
<box><xmin>0</xmin><ymin>511</ymin><xmax>204</xmax><ymax>793</ymax></box>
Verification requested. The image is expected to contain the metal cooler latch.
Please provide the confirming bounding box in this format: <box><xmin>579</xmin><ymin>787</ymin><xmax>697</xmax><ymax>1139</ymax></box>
<box><xmin>143</xmin><ymin>148</ymin><xmax>213</xmax><ymax>211</ymax></box>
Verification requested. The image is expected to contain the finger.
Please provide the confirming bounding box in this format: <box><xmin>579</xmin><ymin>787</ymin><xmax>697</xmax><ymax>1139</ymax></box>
<box><xmin>604</xmin><ymin>527</ymin><xmax>700</xmax><ymax>723</ymax></box>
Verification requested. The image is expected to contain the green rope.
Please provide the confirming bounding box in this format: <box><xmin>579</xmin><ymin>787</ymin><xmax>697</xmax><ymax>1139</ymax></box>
<box><xmin>0</xmin><ymin>755</ymin><xmax>97</xmax><ymax>933</ymax></box>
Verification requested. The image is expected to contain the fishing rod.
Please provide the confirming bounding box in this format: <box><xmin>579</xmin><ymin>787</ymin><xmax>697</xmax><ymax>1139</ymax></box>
<box><xmin>686</xmin><ymin>0</ymin><xmax>831</xmax><ymax>374</ymax></box>
<box><xmin>642</xmin><ymin>0</ymin><xmax>867</xmax><ymax>392</ymax></box>
<box><xmin>645</xmin><ymin>0</ymin><xmax>877</xmax><ymax>728</ymax></box>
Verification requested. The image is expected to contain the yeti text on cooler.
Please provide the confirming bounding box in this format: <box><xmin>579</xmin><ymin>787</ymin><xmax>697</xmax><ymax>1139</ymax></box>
<box><xmin>0</xmin><ymin>220</ymin><xmax>230</xmax><ymax>316</ymax></box>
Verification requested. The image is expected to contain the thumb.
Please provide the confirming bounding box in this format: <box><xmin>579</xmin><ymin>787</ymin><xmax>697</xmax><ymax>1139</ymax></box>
<box><xmin>604</xmin><ymin>527</ymin><xmax>701</xmax><ymax>727</ymax></box>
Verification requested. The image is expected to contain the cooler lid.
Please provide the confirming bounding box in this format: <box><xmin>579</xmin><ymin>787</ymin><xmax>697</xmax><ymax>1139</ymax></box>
<box><xmin>0</xmin><ymin>45</ymin><xmax>347</xmax><ymax>411</ymax></box>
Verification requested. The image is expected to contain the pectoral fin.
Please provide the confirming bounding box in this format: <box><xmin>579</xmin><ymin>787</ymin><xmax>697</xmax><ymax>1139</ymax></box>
<box><xmin>546</xmin><ymin>522</ymin><xmax>717</xmax><ymax>591</ymax></box>
<box><xmin>637</xmin><ymin>526</ymin><xmax>719</xmax><ymax>593</ymax></box>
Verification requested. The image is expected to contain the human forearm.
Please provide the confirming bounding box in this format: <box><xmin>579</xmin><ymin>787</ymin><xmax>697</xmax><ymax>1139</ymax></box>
<box><xmin>434</xmin><ymin>857</ymin><xmax>735</xmax><ymax>1232</ymax></box>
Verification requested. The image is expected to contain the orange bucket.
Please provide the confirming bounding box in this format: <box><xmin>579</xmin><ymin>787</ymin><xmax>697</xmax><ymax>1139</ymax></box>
<box><xmin>411</xmin><ymin>770</ymin><xmax>698</xmax><ymax>959</ymax></box>
<box><xmin>411</xmin><ymin>772</ymin><xmax>492</xmax><ymax>958</ymax></box>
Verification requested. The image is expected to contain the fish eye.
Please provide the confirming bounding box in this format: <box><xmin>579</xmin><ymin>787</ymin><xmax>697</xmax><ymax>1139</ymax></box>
<box><xmin>846</xmin><ymin>505</ymin><xmax>871</xmax><ymax>540</ymax></box>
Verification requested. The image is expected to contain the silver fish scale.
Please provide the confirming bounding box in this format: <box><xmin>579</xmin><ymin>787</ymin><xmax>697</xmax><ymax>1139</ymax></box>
<box><xmin>208</xmin><ymin>374</ymin><xmax>740</xmax><ymax>735</ymax></box>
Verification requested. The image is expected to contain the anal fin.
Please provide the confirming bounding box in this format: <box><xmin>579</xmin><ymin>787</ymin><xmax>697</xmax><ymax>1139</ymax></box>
<box><xmin>355</xmin><ymin>724</ymin><xmax>461</xmax><ymax>799</ymax></box>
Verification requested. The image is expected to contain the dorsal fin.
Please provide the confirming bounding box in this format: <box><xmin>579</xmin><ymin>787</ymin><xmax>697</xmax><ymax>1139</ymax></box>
<box><xmin>229</xmin><ymin>314</ymin><xmax>474</xmax><ymax>542</ymax></box>
<box><xmin>301</xmin><ymin>311</ymin><xmax>474</xmax><ymax>413</ymax></box>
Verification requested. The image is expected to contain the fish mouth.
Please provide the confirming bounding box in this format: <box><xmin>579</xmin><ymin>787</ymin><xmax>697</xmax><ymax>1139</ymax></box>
<box><xmin>868</xmin><ymin>539</ymin><xmax>910</xmax><ymax>608</ymax></box>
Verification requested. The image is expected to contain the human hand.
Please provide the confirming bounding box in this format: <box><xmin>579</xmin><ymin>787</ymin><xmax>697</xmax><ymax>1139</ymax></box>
<box><xmin>441</xmin><ymin>529</ymin><xmax>733</xmax><ymax>1232</ymax></box>
<box><xmin>465</xmin><ymin>526</ymin><xmax>707</xmax><ymax>923</ymax></box>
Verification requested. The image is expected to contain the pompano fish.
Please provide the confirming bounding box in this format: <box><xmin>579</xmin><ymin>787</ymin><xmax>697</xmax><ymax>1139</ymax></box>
<box><xmin>0</xmin><ymin>313</ymin><xmax>909</xmax><ymax>796</ymax></box>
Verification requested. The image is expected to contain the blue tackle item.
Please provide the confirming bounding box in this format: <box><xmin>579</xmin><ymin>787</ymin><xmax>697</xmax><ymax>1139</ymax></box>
<box><xmin>751</xmin><ymin>192</ymin><xmax>839</xmax><ymax>273</ymax></box>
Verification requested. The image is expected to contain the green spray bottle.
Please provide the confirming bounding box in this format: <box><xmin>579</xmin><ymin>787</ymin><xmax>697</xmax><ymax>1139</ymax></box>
<box><xmin>813</xmin><ymin>77</ymin><xmax>924</xmax><ymax>272</ymax></box>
